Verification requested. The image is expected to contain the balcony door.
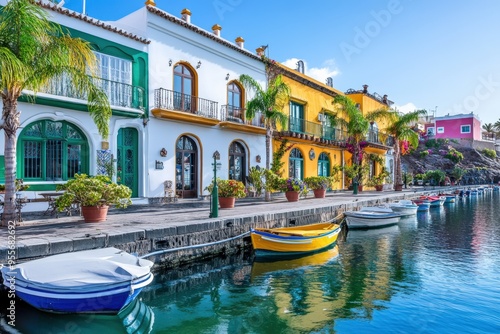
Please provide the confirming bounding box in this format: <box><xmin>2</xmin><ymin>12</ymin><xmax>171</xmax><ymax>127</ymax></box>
<box><xmin>290</xmin><ymin>102</ymin><xmax>304</xmax><ymax>133</ymax></box>
<box><xmin>176</xmin><ymin>136</ymin><xmax>198</xmax><ymax>198</ymax></box>
<box><xmin>173</xmin><ymin>64</ymin><xmax>194</xmax><ymax>112</ymax></box>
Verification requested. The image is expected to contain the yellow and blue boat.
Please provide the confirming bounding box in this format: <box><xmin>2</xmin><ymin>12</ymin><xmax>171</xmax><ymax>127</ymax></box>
<box><xmin>250</xmin><ymin>222</ymin><xmax>341</xmax><ymax>258</ymax></box>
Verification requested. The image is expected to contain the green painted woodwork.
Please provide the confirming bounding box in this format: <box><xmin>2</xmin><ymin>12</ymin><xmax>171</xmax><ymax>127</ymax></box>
<box><xmin>117</xmin><ymin>128</ymin><xmax>138</xmax><ymax>197</ymax></box>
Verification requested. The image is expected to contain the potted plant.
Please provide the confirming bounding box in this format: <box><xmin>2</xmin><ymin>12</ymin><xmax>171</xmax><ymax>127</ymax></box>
<box><xmin>205</xmin><ymin>178</ymin><xmax>246</xmax><ymax>209</ymax></box>
<box><xmin>55</xmin><ymin>174</ymin><xmax>132</xmax><ymax>222</ymax></box>
<box><xmin>343</xmin><ymin>163</ymin><xmax>369</xmax><ymax>192</ymax></box>
<box><xmin>304</xmin><ymin>176</ymin><xmax>334</xmax><ymax>198</ymax></box>
<box><xmin>366</xmin><ymin>168</ymin><xmax>390</xmax><ymax>191</ymax></box>
<box><xmin>278</xmin><ymin>177</ymin><xmax>306</xmax><ymax>202</ymax></box>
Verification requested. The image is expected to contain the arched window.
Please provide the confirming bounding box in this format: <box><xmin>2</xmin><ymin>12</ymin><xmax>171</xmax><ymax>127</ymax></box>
<box><xmin>227</xmin><ymin>82</ymin><xmax>243</xmax><ymax>122</ymax></box>
<box><xmin>318</xmin><ymin>152</ymin><xmax>330</xmax><ymax>177</ymax></box>
<box><xmin>173</xmin><ymin>64</ymin><xmax>194</xmax><ymax>112</ymax></box>
<box><xmin>18</xmin><ymin>120</ymin><xmax>88</xmax><ymax>181</ymax></box>
<box><xmin>175</xmin><ymin>136</ymin><xmax>198</xmax><ymax>198</ymax></box>
<box><xmin>229</xmin><ymin>142</ymin><xmax>246</xmax><ymax>183</ymax></box>
<box><xmin>289</xmin><ymin>148</ymin><xmax>303</xmax><ymax>179</ymax></box>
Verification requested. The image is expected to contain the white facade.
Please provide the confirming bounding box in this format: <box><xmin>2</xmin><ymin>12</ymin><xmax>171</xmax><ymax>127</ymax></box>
<box><xmin>117</xmin><ymin>5</ymin><xmax>267</xmax><ymax>199</ymax></box>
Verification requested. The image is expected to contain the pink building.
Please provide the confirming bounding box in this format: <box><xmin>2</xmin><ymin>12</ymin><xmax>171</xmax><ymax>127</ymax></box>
<box><xmin>425</xmin><ymin>113</ymin><xmax>482</xmax><ymax>141</ymax></box>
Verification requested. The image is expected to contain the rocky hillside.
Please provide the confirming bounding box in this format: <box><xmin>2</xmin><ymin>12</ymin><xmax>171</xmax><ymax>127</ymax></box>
<box><xmin>401</xmin><ymin>139</ymin><xmax>500</xmax><ymax>185</ymax></box>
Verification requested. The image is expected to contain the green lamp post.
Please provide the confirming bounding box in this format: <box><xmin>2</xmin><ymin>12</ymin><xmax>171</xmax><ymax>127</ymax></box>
<box><xmin>209</xmin><ymin>150</ymin><xmax>220</xmax><ymax>218</ymax></box>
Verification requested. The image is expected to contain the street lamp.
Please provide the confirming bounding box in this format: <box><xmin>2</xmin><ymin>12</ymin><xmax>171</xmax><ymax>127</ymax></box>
<box><xmin>209</xmin><ymin>150</ymin><xmax>220</xmax><ymax>218</ymax></box>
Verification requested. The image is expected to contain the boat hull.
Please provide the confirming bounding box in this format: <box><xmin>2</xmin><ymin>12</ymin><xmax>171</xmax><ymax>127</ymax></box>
<box><xmin>6</xmin><ymin>272</ymin><xmax>154</xmax><ymax>314</ymax></box>
<box><xmin>251</xmin><ymin>223</ymin><xmax>341</xmax><ymax>258</ymax></box>
<box><xmin>344</xmin><ymin>211</ymin><xmax>401</xmax><ymax>229</ymax></box>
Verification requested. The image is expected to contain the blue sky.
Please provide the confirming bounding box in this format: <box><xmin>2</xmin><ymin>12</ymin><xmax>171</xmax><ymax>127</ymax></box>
<box><xmin>62</xmin><ymin>0</ymin><xmax>500</xmax><ymax>126</ymax></box>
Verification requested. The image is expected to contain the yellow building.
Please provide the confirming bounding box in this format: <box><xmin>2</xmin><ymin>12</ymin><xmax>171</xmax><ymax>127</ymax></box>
<box><xmin>268</xmin><ymin>61</ymin><xmax>346</xmax><ymax>190</ymax></box>
<box><xmin>345</xmin><ymin>85</ymin><xmax>394</xmax><ymax>189</ymax></box>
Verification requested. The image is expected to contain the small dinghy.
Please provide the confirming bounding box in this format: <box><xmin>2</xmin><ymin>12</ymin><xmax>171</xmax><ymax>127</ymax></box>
<box><xmin>1</xmin><ymin>247</ymin><xmax>154</xmax><ymax>314</ymax></box>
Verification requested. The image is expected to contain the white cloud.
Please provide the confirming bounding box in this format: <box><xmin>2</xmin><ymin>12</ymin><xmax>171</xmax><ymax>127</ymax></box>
<box><xmin>281</xmin><ymin>58</ymin><xmax>340</xmax><ymax>84</ymax></box>
<box><xmin>394</xmin><ymin>102</ymin><xmax>419</xmax><ymax>113</ymax></box>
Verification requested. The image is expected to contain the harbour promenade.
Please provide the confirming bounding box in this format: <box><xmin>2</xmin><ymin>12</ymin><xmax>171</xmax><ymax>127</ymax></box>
<box><xmin>0</xmin><ymin>187</ymin><xmax>446</xmax><ymax>267</ymax></box>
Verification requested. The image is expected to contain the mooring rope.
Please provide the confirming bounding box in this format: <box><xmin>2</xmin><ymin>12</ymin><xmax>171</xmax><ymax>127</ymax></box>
<box><xmin>140</xmin><ymin>231</ymin><xmax>251</xmax><ymax>259</ymax></box>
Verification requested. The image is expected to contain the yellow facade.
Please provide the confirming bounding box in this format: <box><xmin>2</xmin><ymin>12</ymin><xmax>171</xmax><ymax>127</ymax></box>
<box><xmin>271</xmin><ymin>63</ymin><xmax>345</xmax><ymax>189</ymax></box>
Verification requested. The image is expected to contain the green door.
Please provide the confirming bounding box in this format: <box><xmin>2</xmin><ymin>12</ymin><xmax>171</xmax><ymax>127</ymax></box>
<box><xmin>117</xmin><ymin>128</ymin><xmax>138</xmax><ymax>197</ymax></box>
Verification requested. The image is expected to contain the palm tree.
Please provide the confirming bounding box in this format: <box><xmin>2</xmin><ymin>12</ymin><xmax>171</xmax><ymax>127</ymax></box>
<box><xmin>332</xmin><ymin>95</ymin><xmax>370</xmax><ymax>194</ymax></box>
<box><xmin>0</xmin><ymin>0</ymin><xmax>111</xmax><ymax>223</ymax></box>
<box><xmin>482</xmin><ymin>123</ymin><xmax>496</xmax><ymax>140</ymax></box>
<box><xmin>379</xmin><ymin>109</ymin><xmax>427</xmax><ymax>190</ymax></box>
<box><xmin>239</xmin><ymin>74</ymin><xmax>290</xmax><ymax>201</ymax></box>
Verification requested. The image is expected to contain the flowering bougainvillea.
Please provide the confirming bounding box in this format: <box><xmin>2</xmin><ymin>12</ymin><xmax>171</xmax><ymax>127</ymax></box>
<box><xmin>444</xmin><ymin>148</ymin><xmax>464</xmax><ymax>163</ymax></box>
<box><xmin>400</xmin><ymin>140</ymin><xmax>410</xmax><ymax>155</ymax></box>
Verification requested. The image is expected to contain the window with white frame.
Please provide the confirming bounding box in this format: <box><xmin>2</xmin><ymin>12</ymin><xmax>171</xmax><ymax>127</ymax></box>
<box><xmin>461</xmin><ymin>125</ymin><xmax>471</xmax><ymax>133</ymax></box>
<box><xmin>437</xmin><ymin>127</ymin><xmax>444</xmax><ymax>134</ymax></box>
<box><xmin>94</xmin><ymin>51</ymin><xmax>132</xmax><ymax>107</ymax></box>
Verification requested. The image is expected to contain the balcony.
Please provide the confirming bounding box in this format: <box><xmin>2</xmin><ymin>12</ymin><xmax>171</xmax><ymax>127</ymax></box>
<box><xmin>367</xmin><ymin>130</ymin><xmax>394</xmax><ymax>147</ymax></box>
<box><xmin>285</xmin><ymin>117</ymin><xmax>348</xmax><ymax>143</ymax></box>
<box><xmin>40</xmin><ymin>75</ymin><xmax>145</xmax><ymax>111</ymax></box>
<box><xmin>220</xmin><ymin>105</ymin><xmax>265</xmax><ymax>128</ymax></box>
<box><xmin>154</xmin><ymin>88</ymin><xmax>218</xmax><ymax>120</ymax></box>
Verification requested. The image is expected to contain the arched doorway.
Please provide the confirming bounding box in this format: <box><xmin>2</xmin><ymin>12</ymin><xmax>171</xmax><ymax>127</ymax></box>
<box><xmin>289</xmin><ymin>148</ymin><xmax>304</xmax><ymax>180</ymax></box>
<box><xmin>117</xmin><ymin>128</ymin><xmax>138</xmax><ymax>197</ymax></box>
<box><xmin>175</xmin><ymin>136</ymin><xmax>198</xmax><ymax>198</ymax></box>
<box><xmin>229</xmin><ymin>142</ymin><xmax>246</xmax><ymax>183</ymax></box>
<box><xmin>318</xmin><ymin>152</ymin><xmax>330</xmax><ymax>177</ymax></box>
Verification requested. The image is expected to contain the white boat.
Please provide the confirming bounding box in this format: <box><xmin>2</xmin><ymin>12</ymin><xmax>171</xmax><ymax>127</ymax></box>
<box><xmin>1</xmin><ymin>247</ymin><xmax>154</xmax><ymax>314</ymax></box>
<box><xmin>388</xmin><ymin>200</ymin><xmax>418</xmax><ymax>216</ymax></box>
<box><xmin>412</xmin><ymin>199</ymin><xmax>431</xmax><ymax>211</ymax></box>
<box><xmin>344</xmin><ymin>207</ymin><xmax>401</xmax><ymax>229</ymax></box>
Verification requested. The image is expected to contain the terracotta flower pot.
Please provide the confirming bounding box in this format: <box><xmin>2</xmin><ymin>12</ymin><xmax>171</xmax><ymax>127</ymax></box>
<box><xmin>394</xmin><ymin>184</ymin><xmax>404</xmax><ymax>191</ymax></box>
<box><xmin>285</xmin><ymin>191</ymin><xmax>300</xmax><ymax>202</ymax></box>
<box><xmin>81</xmin><ymin>205</ymin><xmax>109</xmax><ymax>223</ymax></box>
<box><xmin>219</xmin><ymin>197</ymin><xmax>236</xmax><ymax>209</ymax></box>
<box><xmin>375</xmin><ymin>185</ymin><xmax>384</xmax><ymax>191</ymax></box>
<box><xmin>313</xmin><ymin>189</ymin><xmax>326</xmax><ymax>198</ymax></box>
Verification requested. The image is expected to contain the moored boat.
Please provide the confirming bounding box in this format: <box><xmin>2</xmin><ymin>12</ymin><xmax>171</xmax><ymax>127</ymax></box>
<box><xmin>388</xmin><ymin>200</ymin><xmax>418</xmax><ymax>216</ymax></box>
<box><xmin>250</xmin><ymin>222</ymin><xmax>342</xmax><ymax>258</ymax></box>
<box><xmin>1</xmin><ymin>247</ymin><xmax>154</xmax><ymax>314</ymax></box>
<box><xmin>412</xmin><ymin>199</ymin><xmax>431</xmax><ymax>211</ymax></box>
<box><xmin>418</xmin><ymin>195</ymin><xmax>445</xmax><ymax>207</ymax></box>
<box><xmin>344</xmin><ymin>208</ymin><xmax>401</xmax><ymax>229</ymax></box>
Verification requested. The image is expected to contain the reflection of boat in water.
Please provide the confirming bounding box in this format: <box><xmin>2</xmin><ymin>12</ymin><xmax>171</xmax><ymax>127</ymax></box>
<box><xmin>250</xmin><ymin>222</ymin><xmax>341</xmax><ymax>258</ymax></box>
<box><xmin>251</xmin><ymin>245</ymin><xmax>339</xmax><ymax>279</ymax></box>
<box><xmin>345</xmin><ymin>224</ymin><xmax>400</xmax><ymax>241</ymax></box>
<box><xmin>1</xmin><ymin>297</ymin><xmax>155</xmax><ymax>334</ymax></box>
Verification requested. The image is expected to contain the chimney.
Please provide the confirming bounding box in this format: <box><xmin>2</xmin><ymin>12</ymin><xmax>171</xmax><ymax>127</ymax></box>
<box><xmin>144</xmin><ymin>0</ymin><xmax>156</xmax><ymax>6</ymax></box>
<box><xmin>235</xmin><ymin>37</ymin><xmax>244</xmax><ymax>49</ymax></box>
<box><xmin>212</xmin><ymin>24</ymin><xmax>222</xmax><ymax>37</ymax></box>
<box><xmin>256</xmin><ymin>47</ymin><xmax>264</xmax><ymax>56</ymax></box>
<box><xmin>382</xmin><ymin>94</ymin><xmax>388</xmax><ymax>103</ymax></box>
<box><xmin>181</xmin><ymin>8</ymin><xmax>191</xmax><ymax>23</ymax></box>
<box><xmin>362</xmin><ymin>84</ymin><xmax>368</xmax><ymax>93</ymax></box>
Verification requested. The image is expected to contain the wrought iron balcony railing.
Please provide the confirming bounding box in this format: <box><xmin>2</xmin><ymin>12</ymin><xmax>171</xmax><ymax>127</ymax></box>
<box><xmin>154</xmin><ymin>88</ymin><xmax>218</xmax><ymax>119</ymax></box>
<box><xmin>220</xmin><ymin>105</ymin><xmax>265</xmax><ymax>128</ymax></box>
<box><xmin>367</xmin><ymin>130</ymin><xmax>394</xmax><ymax>147</ymax></box>
<box><xmin>40</xmin><ymin>74</ymin><xmax>145</xmax><ymax>111</ymax></box>
<box><xmin>288</xmin><ymin>117</ymin><xmax>348</xmax><ymax>142</ymax></box>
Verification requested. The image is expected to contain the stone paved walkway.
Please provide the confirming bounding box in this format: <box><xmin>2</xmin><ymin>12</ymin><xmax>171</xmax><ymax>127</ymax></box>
<box><xmin>0</xmin><ymin>187</ymin><xmax>442</xmax><ymax>263</ymax></box>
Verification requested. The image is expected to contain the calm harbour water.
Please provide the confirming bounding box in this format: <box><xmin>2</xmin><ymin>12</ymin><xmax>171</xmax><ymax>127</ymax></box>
<box><xmin>2</xmin><ymin>192</ymin><xmax>500</xmax><ymax>333</ymax></box>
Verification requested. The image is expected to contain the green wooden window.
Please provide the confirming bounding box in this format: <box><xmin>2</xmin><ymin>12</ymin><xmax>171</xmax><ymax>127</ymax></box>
<box><xmin>290</xmin><ymin>101</ymin><xmax>304</xmax><ymax>133</ymax></box>
<box><xmin>318</xmin><ymin>152</ymin><xmax>330</xmax><ymax>177</ymax></box>
<box><xmin>289</xmin><ymin>148</ymin><xmax>304</xmax><ymax>180</ymax></box>
<box><xmin>18</xmin><ymin>120</ymin><xmax>89</xmax><ymax>181</ymax></box>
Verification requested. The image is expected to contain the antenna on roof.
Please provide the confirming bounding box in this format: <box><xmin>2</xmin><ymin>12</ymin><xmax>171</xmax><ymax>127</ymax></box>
<box><xmin>82</xmin><ymin>0</ymin><xmax>86</xmax><ymax>15</ymax></box>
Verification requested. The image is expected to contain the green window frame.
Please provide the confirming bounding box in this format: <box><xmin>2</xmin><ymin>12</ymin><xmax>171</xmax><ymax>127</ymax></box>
<box><xmin>290</xmin><ymin>101</ymin><xmax>304</xmax><ymax>133</ymax></box>
<box><xmin>289</xmin><ymin>148</ymin><xmax>304</xmax><ymax>180</ymax></box>
<box><xmin>318</xmin><ymin>152</ymin><xmax>330</xmax><ymax>177</ymax></box>
<box><xmin>18</xmin><ymin>120</ymin><xmax>89</xmax><ymax>181</ymax></box>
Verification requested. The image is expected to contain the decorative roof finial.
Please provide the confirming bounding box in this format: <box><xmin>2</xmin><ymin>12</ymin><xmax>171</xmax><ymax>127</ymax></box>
<box><xmin>145</xmin><ymin>0</ymin><xmax>156</xmax><ymax>7</ymax></box>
